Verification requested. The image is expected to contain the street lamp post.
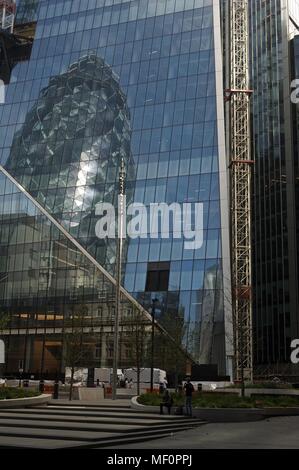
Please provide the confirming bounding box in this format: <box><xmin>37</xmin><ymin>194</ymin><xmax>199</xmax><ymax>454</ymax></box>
<box><xmin>112</xmin><ymin>157</ymin><xmax>126</xmax><ymax>401</ymax></box>
<box><xmin>150</xmin><ymin>298</ymin><xmax>158</xmax><ymax>393</ymax></box>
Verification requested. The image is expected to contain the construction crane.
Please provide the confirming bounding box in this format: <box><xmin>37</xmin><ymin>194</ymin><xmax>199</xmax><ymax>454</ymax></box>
<box><xmin>0</xmin><ymin>0</ymin><xmax>36</xmax><ymax>85</ymax></box>
<box><xmin>0</xmin><ymin>0</ymin><xmax>16</xmax><ymax>33</ymax></box>
<box><xmin>225</xmin><ymin>0</ymin><xmax>254</xmax><ymax>384</ymax></box>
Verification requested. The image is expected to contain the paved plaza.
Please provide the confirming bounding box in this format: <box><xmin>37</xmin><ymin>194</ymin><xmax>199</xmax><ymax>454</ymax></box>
<box><xmin>116</xmin><ymin>415</ymin><xmax>299</xmax><ymax>449</ymax></box>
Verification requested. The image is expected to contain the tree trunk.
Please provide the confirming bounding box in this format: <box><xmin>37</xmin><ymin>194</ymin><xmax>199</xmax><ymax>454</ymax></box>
<box><xmin>137</xmin><ymin>367</ymin><xmax>140</xmax><ymax>395</ymax></box>
<box><xmin>69</xmin><ymin>366</ymin><xmax>74</xmax><ymax>401</ymax></box>
<box><xmin>174</xmin><ymin>359</ymin><xmax>179</xmax><ymax>392</ymax></box>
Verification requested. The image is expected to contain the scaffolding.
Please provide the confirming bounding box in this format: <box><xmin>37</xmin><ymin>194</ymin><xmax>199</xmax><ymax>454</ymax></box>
<box><xmin>0</xmin><ymin>0</ymin><xmax>16</xmax><ymax>33</ymax></box>
<box><xmin>0</xmin><ymin>0</ymin><xmax>36</xmax><ymax>85</ymax></box>
<box><xmin>227</xmin><ymin>0</ymin><xmax>253</xmax><ymax>382</ymax></box>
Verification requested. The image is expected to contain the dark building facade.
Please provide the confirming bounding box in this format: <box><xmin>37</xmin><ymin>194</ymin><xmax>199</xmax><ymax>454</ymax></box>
<box><xmin>291</xmin><ymin>34</ymin><xmax>299</xmax><ymax>336</ymax></box>
<box><xmin>250</xmin><ymin>0</ymin><xmax>299</xmax><ymax>375</ymax></box>
<box><xmin>0</xmin><ymin>0</ymin><xmax>233</xmax><ymax>378</ymax></box>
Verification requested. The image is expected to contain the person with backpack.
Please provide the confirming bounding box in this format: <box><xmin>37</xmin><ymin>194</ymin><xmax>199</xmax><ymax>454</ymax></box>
<box><xmin>184</xmin><ymin>377</ymin><xmax>194</xmax><ymax>417</ymax></box>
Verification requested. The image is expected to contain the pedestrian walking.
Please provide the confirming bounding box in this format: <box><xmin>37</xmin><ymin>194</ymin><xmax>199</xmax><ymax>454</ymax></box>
<box><xmin>184</xmin><ymin>377</ymin><xmax>194</xmax><ymax>417</ymax></box>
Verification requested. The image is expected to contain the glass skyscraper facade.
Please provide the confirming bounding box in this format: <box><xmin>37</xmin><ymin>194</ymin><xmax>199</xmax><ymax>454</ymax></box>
<box><xmin>250</xmin><ymin>0</ymin><xmax>299</xmax><ymax>374</ymax></box>
<box><xmin>0</xmin><ymin>0</ymin><xmax>233</xmax><ymax>378</ymax></box>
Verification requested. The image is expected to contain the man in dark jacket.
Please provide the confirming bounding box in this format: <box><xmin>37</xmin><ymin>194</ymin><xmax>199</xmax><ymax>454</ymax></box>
<box><xmin>184</xmin><ymin>378</ymin><xmax>194</xmax><ymax>417</ymax></box>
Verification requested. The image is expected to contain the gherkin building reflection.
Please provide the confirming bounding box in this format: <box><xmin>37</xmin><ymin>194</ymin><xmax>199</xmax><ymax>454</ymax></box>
<box><xmin>6</xmin><ymin>54</ymin><xmax>135</xmax><ymax>273</ymax></box>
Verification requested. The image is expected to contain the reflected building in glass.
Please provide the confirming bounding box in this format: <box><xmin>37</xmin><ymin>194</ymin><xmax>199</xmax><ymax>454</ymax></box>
<box><xmin>0</xmin><ymin>0</ymin><xmax>233</xmax><ymax>378</ymax></box>
<box><xmin>6</xmin><ymin>53</ymin><xmax>135</xmax><ymax>272</ymax></box>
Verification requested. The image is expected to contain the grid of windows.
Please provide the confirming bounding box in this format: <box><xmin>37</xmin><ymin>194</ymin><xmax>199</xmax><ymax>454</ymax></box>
<box><xmin>0</xmin><ymin>0</ymin><xmax>231</xmax><ymax>374</ymax></box>
<box><xmin>250</xmin><ymin>0</ymin><xmax>299</xmax><ymax>369</ymax></box>
<box><xmin>0</xmin><ymin>169</ymin><xmax>163</xmax><ymax>376</ymax></box>
<box><xmin>5</xmin><ymin>53</ymin><xmax>135</xmax><ymax>272</ymax></box>
<box><xmin>291</xmin><ymin>35</ymin><xmax>299</xmax><ymax>335</ymax></box>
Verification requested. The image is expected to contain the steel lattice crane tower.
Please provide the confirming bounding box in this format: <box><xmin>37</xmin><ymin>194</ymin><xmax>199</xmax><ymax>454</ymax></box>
<box><xmin>226</xmin><ymin>0</ymin><xmax>253</xmax><ymax>382</ymax></box>
<box><xmin>0</xmin><ymin>0</ymin><xmax>16</xmax><ymax>32</ymax></box>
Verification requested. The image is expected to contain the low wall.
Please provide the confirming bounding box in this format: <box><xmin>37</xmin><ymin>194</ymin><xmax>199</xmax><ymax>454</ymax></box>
<box><xmin>0</xmin><ymin>394</ymin><xmax>52</xmax><ymax>409</ymax></box>
<box><xmin>130</xmin><ymin>396</ymin><xmax>263</xmax><ymax>421</ymax></box>
<box><xmin>245</xmin><ymin>388</ymin><xmax>299</xmax><ymax>397</ymax></box>
<box><xmin>131</xmin><ymin>396</ymin><xmax>160</xmax><ymax>414</ymax></box>
<box><xmin>216</xmin><ymin>388</ymin><xmax>299</xmax><ymax>397</ymax></box>
<box><xmin>263</xmin><ymin>407</ymin><xmax>299</xmax><ymax>418</ymax></box>
<box><xmin>78</xmin><ymin>387</ymin><xmax>104</xmax><ymax>401</ymax></box>
<box><xmin>131</xmin><ymin>396</ymin><xmax>299</xmax><ymax>422</ymax></box>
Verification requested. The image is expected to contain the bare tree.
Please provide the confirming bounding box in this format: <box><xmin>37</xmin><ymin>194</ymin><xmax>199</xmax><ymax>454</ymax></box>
<box><xmin>155</xmin><ymin>309</ymin><xmax>187</xmax><ymax>390</ymax></box>
<box><xmin>0</xmin><ymin>312</ymin><xmax>9</xmax><ymax>333</ymax></box>
<box><xmin>127</xmin><ymin>307</ymin><xmax>150</xmax><ymax>395</ymax></box>
<box><xmin>63</xmin><ymin>305</ymin><xmax>92</xmax><ymax>401</ymax></box>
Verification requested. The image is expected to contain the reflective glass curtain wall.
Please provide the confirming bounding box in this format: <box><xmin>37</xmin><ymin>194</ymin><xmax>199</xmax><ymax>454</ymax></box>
<box><xmin>0</xmin><ymin>0</ymin><xmax>232</xmax><ymax>376</ymax></box>
<box><xmin>0</xmin><ymin>166</ymin><xmax>160</xmax><ymax>376</ymax></box>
